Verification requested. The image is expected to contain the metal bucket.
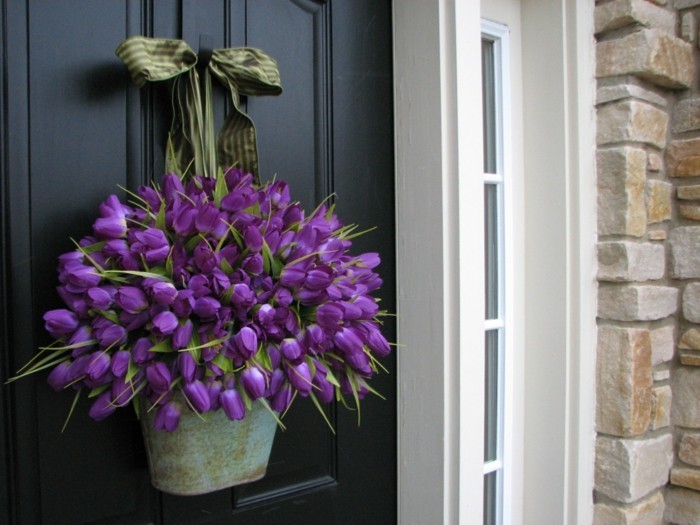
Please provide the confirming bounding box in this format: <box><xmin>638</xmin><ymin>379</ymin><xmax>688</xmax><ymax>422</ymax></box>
<box><xmin>141</xmin><ymin>400</ymin><xmax>277</xmax><ymax>496</ymax></box>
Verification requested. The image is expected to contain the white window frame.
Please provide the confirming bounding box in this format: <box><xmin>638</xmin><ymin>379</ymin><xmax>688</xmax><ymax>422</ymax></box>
<box><xmin>481</xmin><ymin>19</ymin><xmax>513</xmax><ymax>525</ymax></box>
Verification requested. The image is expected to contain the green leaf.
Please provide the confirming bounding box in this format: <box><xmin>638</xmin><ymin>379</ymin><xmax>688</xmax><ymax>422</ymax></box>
<box><xmin>212</xmin><ymin>353</ymin><xmax>232</xmax><ymax>374</ymax></box>
<box><xmin>213</xmin><ymin>166</ymin><xmax>228</xmax><ymax>207</ymax></box>
<box><xmin>125</xmin><ymin>361</ymin><xmax>141</xmax><ymax>383</ymax></box>
<box><xmin>345</xmin><ymin>368</ymin><xmax>362</xmax><ymax>426</ymax></box>
<box><xmin>149</xmin><ymin>340</ymin><xmax>174</xmax><ymax>353</ymax></box>
<box><xmin>257</xmin><ymin>399</ymin><xmax>287</xmax><ymax>431</ymax></box>
<box><xmin>88</xmin><ymin>384</ymin><xmax>110</xmax><ymax>399</ymax></box>
<box><xmin>155</xmin><ymin>203</ymin><xmax>167</xmax><ymax>232</ymax></box>
<box><xmin>220</xmin><ymin>258</ymin><xmax>234</xmax><ymax>277</ymax></box>
<box><xmin>61</xmin><ymin>389</ymin><xmax>82</xmax><ymax>433</ymax></box>
<box><xmin>255</xmin><ymin>344</ymin><xmax>272</xmax><ymax>372</ymax></box>
<box><xmin>101</xmin><ymin>270</ymin><xmax>173</xmax><ymax>283</ymax></box>
<box><xmin>309</xmin><ymin>392</ymin><xmax>336</xmax><ymax>434</ymax></box>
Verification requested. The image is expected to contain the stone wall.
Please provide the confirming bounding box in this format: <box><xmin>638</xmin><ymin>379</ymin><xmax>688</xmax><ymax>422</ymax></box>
<box><xmin>594</xmin><ymin>1</ymin><xmax>700</xmax><ymax>523</ymax></box>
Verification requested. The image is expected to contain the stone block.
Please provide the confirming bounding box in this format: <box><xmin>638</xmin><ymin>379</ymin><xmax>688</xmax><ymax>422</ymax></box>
<box><xmin>597</xmin><ymin>84</ymin><xmax>668</xmax><ymax>107</ymax></box>
<box><xmin>684</xmin><ymin>283</ymin><xmax>700</xmax><ymax>322</ymax></box>
<box><xmin>665</xmin><ymin>487</ymin><xmax>700</xmax><ymax>525</ymax></box>
<box><xmin>682</xmin><ymin>11</ymin><xmax>698</xmax><ymax>42</ymax></box>
<box><xmin>681</xmin><ymin>204</ymin><xmax>700</xmax><ymax>221</ymax></box>
<box><xmin>595</xmin><ymin>433</ymin><xmax>673</xmax><ymax>503</ymax></box>
<box><xmin>593</xmin><ymin>491</ymin><xmax>664</xmax><ymax>525</ymax></box>
<box><xmin>598</xmin><ymin>147</ymin><xmax>648</xmax><ymax>237</ymax></box>
<box><xmin>598</xmin><ymin>285</ymin><xmax>678</xmax><ymax>321</ymax></box>
<box><xmin>647</xmin><ymin>180</ymin><xmax>672</xmax><ymax>223</ymax></box>
<box><xmin>676</xmin><ymin>0</ymin><xmax>700</xmax><ymax>8</ymax></box>
<box><xmin>596</xmin><ymin>28</ymin><xmax>694</xmax><ymax>89</ymax></box>
<box><xmin>667</xmin><ymin>139</ymin><xmax>700</xmax><ymax>178</ymax></box>
<box><xmin>677</xmin><ymin>185</ymin><xmax>700</xmax><ymax>200</ymax></box>
<box><xmin>648</xmin><ymin>229</ymin><xmax>667</xmax><ymax>240</ymax></box>
<box><xmin>672</xmin><ymin>366</ymin><xmax>700</xmax><ymax>428</ymax></box>
<box><xmin>648</xmin><ymin>152</ymin><xmax>663</xmax><ymax>172</ymax></box>
<box><xmin>597</xmin><ymin>101</ymin><xmax>668</xmax><ymax>149</ymax></box>
<box><xmin>680</xmin><ymin>328</ymin><xmax>700</xmax><ymax>350</ymax></box>
<box><xmin>674</xmin><ymin>98</ymin><xmax>700</xmax><ymax>134</ymax></box>
<box><xmin>671</xmin><ymin>467</ymin><xmax>700</xmax><ymax>491</ymax></box>
<box><xmin>681</xmin><ymin>352</ymin><xmax>700</xmax><ymax>366</ymax></box>
<box><xmin>679</xmin><ymin>432</ymin><xmax>700</xmax><ymax>467</ymax></box>
<box><xmin>653</xmin><ymin>368</ymin><xmax>671</xmax><ymax>381</ymax></box>
<box><xmin>597</xmin><ymin>241</ymin><xmax>665</xmax><ymax>281</ymax></box>
<box><xmin>651</xmin><ymin>325</ymin><xmax>675</xmax><ymax>365</ymax></box>
<box><xmin>595</xmin><ymin>0</ymin><xmax>676</xmax><ymax>34</ymax></box>
<box><xmin>650</xmin><ymin>385</ymin><xmax>671</xmax><ymax>430</ymax></box>
<box><xmin>597</xmin><ymin>326</ymin><xmax>653</xmax><ymax>436</ymax></box>
<box><xmin>670</xmin><ymin>227</ymin><xmax>700</xmax><ymax>278</ymax></box>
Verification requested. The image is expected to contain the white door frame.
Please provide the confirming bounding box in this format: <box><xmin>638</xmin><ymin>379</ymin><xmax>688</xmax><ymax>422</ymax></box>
<box><xmin>393</xmin><ymin>1</ymin><xmax>597</xmax><ymax>523</ymax></box>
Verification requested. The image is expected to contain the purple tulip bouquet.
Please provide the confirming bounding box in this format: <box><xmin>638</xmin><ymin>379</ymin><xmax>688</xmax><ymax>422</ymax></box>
<box><xmin>19</xmin><ymin>168</ymin><xmax>391</xmax><ymax>432</ymax></box>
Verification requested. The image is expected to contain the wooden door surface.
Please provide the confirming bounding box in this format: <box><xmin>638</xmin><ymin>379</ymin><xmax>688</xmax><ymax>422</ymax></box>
<box><xmin>0</xmin><ymin>1</ymin><xmax>395</xmax><ymax>523</ymax></box>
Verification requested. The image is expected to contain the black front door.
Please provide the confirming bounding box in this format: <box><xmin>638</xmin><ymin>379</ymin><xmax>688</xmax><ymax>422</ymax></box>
<box><xmin>0</xmin><ymin>2</ymin><xmax>395</xmax><ymax>524</ymax></box>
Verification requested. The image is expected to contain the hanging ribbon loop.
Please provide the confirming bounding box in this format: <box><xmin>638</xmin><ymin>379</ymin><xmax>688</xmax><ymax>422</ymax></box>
<box><xmin>116</xmin><ymin>36</ymin><xmax>282</xmax><ymax>182</ymax></box>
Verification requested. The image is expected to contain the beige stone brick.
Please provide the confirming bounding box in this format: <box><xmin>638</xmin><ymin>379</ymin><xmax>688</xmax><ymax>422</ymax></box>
<box><xmin>648</xmin><ymin>152</ymin><xmax>663</xmax><ymax>172</ymax></box>
<box><xmin>676</xmin><ymin>0</ymin><xmax>700</xmax><ymax>8</ymax></box>
<box><xmin>667</xmin><ymin>139</ymin><xmax>700</xmax><ymax>178</ymax></box>
<box><xmin>651</xmin><ymin>325</ymin><xmax>674</xmax><ymax>365</ymax></box>
<box><xmin>679</xmin><ymin>432</ymin><xmax>700</xmax><ymax>467</ymax></box>
<box><xmin>595</xmin><ymin>433</ymin><xmax>673</xmax><ymax>503</ymax></box>
<box><xmin>685</xmin><ymin>285</ymin><xmax>700</xmax><ymax>322</ymax></box>
<box><xmin>672</xmin><ymin>367</ymin><xmax>700</xmax><ymax>428</ymax></box>
<box><xmin>684</xmin><ymin>282</ymin><xmax>700</xmax><ymax>322</ymax></box>
<box><xmin>671</xmin><ymin>467</ymin><xmax>700</xmax><ymax>491</ymax></box>
<box><xmin>680</xmin><ymin>328</ymin><xmax>700</xmax><ymax>350</ymax></box>
<box><xmin>598</xmin><ymin>285</ymin><xmax>678</xmax><ymax>321</ymax></box>
<box><xmin>597</xmin><ymin>101</ymin><xmax>668</xmax><ymax>149</ymax></box>
<box><xmin>674</xmin><ymin>98</ymin><xmax>700</xmax><ymax>134</ymax></box>
<box><xmin>596</xmin><ymin>28</ymin><xmax>694</xmax><ymax>89</ymax></box>
<box><xmin>648</xmin><ymin>229</ymin><xmax>667</xmax><ymax>240</ymax></box>
<box><xmin>595</xmin><ymin>0</ymin><xmax>675</xmax><ymax>34</ymax></box>
<box><xmin>677</xmin><ymin>185</ymin><xmax>700</xmax><ymax>200</ymax></box>
<box><xmin>593</xmin><ymin>491</ymin><xmax>664</xmax><ymax>525</ymax></box>
<box><xmin>598</xmin><ymin>147</ymin><xmax>647</xmax><ymax>237</ymax></box>
<box><xmin>680</xmin><ymin>352</ymin><xmax>700</xmax><ymax>366</ymax></box>
<box><xmin>653</xmin><ymin>368</ymin><xmax>671</xmax><ymax>381</ymax></box>
<box><xmin>597</xmin><ymin>326</ymin><xmax>653</xmax><ymax>436</ymax></box>
<box><xmin>647</xmin><ymin>180</ymin><xmax>672</xmax><ymax>223</ymax></box>
<box><xmin>682</xmin><ymin>11</ymin><xmax>698</xmax><ymax>43</ymax></box>
<box><xmin>681</xmin><ymin>204</ymin><xmax>700</xmax><ymax>221</ymax></box>
<box><xmin>597</xmin><ymin>84</ymin><xmax>668</xmax><ymax>107</ymax></box>
<box><xmin>665</xmin><ymin>487</ymin><xmax>700</xmax><ymax>525</ymax></box>
<box><xmin>670</xmin><ymin>227</ymin><xmax>700</xmax><ymax>278</ymax></box>
<box><xmin>650</xmin><ymin>385</ymin><xmax>672</xmax><ymax>430</ymax></box>
<box><xmin>597</xmin><ymin>241</ymin><xmax>665</xmax><ymax>281</ymax></box>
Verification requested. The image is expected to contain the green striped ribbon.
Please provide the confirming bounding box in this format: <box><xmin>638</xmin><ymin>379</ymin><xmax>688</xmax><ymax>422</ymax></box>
<box><xmin>116</xmin><ymin>36</ymin><xmax>282</xmax><ymax>182</ymax></box>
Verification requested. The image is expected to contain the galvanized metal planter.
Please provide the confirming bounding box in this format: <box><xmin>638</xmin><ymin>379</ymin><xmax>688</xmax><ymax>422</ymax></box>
<box><xmin>141</xmin><ymin>400</ymin><xmax>277</xmax><ymax>496</ymax></box>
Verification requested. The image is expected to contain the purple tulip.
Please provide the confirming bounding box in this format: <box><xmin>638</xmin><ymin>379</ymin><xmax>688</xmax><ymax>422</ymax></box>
<box><xmin>111</xmin><ymin>377</ymin><xmax>133</xmax><ymax>406</ymax></box>
<box><xmin>86</xmin><ymin>287</ymin><xmax>113</xmax><ymax>310</ymax></box>
<box><xmin>243</xmin><ymin>225</ymin><xmax>263</xmax><ymax>252</ymax></box>
<box><xmin>334</xmin><ymin>327</ymin><xmax>364</xmax><ymax>355</ymax></box>
<box><xmin>206</xmin><ymin>379</ymin><xmax>223</xmax><ymax>411</ymax></box>
<box><xmin>63</xmin><ymin>264</ymin><xmax>101</xmax><ymax>293</ymax></box>
<box><xmin>241</xmin><ymin>367</ymin><xmax>267</xmax><ymax>400</ymax></box>
<box><xmin>231</xmin><ymin>283</ymin><xmax>255</xmax><ymax>308</ymax></box>
<box><xmin>367</xmin><ymin>325</ymin><xmax>391</xmax><ymax>357</ymax></box>
<box><xmin>177</xmin><ymin>352</ymin><xmax>197</xmax><ymax>382</ymax></box>
<box><xmin>151</xmin><ymin>311</ymin><xmax>178</xmax><ymax>336</ymax></box>
<box><xmin>146</xmin><ymin>362</ymin><xmax>172</xmax><ymax>392</ymax></box>
<box><xmin>353</xmin><ymin>295</ymin><xmax>379</xmax><ymax>318</ymax></box>
<box><xmin>88</xmin><ymin>391</ymin><xmax>117</xmax><ymax>421</ymax></box>
<box><xmin>99</xmin><ymin>194</ymin><xmax>131</xmax><ymax>219</ymax></box>
<box><xmin>270</xmin><ymin>383</ymin><xmax>293</xmax><ymax>412</ymax></box>
<box><xmin>280</xmin><ymin>338</ymin><xmax>303</xmax><ymax>361</ymax></box>
<box><xmin>242</xmin><ymin>253</ymin><xmax>263</xmax><ymax>275</ymax></box>
<box><xmin>193</xmin><ymin>296</ymin><xmax>221</xmax><ymax>321</ymax></box>
<box><xmin>183</xmin><ymin>380</ymin><xmax>211</xmax><ymax>413</ymax></box>
<box><xmin>193</xmin><ymin>243</ymin><xmax>219</xmax><ymax>274</ymax></box>
<box><xmin>234</xmin><ymin>327</ymin><xmax>258</xmax><ymax>359</ymax></box>
<box><xmin>172</xmin><ymin>203</ymin><xmax>198</xmax><ymax>236</ymax></box>
<box><xmin>93</xmin><ymin>215</ymin><xmax>127</xmax><ymax>239</ymax></box>
<box><xmin>220</xmin><ymin>389</ymin><xmax>246</xmax><ymax>420</ymax></box>
<box><xmin>47</xmin><ymin>360</ymin><xmax>72</xmax><ymax>391</ymax></box>
<box><xmin>188</xmin><ymin>275</ymin><xmax>210</xmax><ymax>298</ymax></box>
<box><xmin>195</xmin><ymin>203</ymin><xmax>222</xmax><ymax>233</ymax></box>
<box><xmin>44</xmin><ymin>309</ymin><xmax>79</xmax><ymax>338</ymax></box>
<box><xmin>346</xmin><ymin>351</ymin><xmax>372</xmax><ymax>376</ymax></box>
<box><xmin>305</xmin><ymin>267</ymin><xmax>333</xmax><ymax>291</ymax></box>
<box><xmin>85</xmin><ymin>352</ymin><xmax>111</xmax><ymax>381</ymax></box>
<box><xmin>172</xmin><ymin>290</ymin><xmax>195</xmax><ymax>318</ymax></box>
<box><xmin>340</xmin><ymin>301</ymin><xmax>363</xmax><ymax>321</ymax></box>
<box><xmin>313</xmin><ymin>367</ymin><xmax>335</xmax><ymax>403</ymax></box>
<box><xmin>110</xmin><ymin>350</ymin><xmax>130</xmax><ymax>377</ymax></box>
<box><xmin>153</xmin><ymin>401</ymin><xmax>181</xmax><ymax>432</ymax></box>
<box><xmin>280</xmin><ymin>266</ymin><xmax>306</xmax><ymax>288</ymax></box>
<box><xmin>56</xmin><ymin>287</ymin><xmax>89</xmax><ymax>317</ymax></box>
<box><xmin>68</xmin><ymin>325</ymin><xmax>96</xmax><ymax>356</ymax></box>
<box><xmin>316</xmin><ymin>303</ymin><xmax>344</xmax><ymax>332</ymax></box>
<box><xmin>133</xmin><ymin>228</ymin><xmax>170</xmax><ymax>264</ymax></box>
<box><xmin>286</xmin><ymin>362</ymin><xmax>312</xmax><ymax>395</ymax></box>
<box><xmin>172</xmin><ymin>319</ymin><xmax>193</xmax><ymax>350</ymax></box>
<box><xmin>114</xmin><ymin>286</ymin><xmax>148</xmax><ymax>314</ymax></box>
<box><xmin>132</xmin><ymin>337</ymin><xmax>155</xmax><ymax>364</ymax></box>
<box><xmin>151</xmin><ymin>281</ymin><xmax>177</xmax><ymax>305</ymax></box>
<box><xmin>95</xmin><ymin>323</ymin><xmax>127</xmax><ymax>349</ymax></box>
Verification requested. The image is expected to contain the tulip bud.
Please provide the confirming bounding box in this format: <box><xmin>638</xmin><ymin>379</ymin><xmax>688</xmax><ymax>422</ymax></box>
<box><xmin>146</xmin><ymin>362</ymin><xmax>172</xmax><ymax>393</ymax></box>
<box><xmin>183</xmin><ymin>380</ymin><xmax>211</xmax><ymax>413</ymax></box>
<box><xmin>44</xmin><ymin>309</ymin><xmax>79</xmax><ymax>339</ymax></box>
<box><xmin>280</xmin><ymin>338</ymin><xmax>302</xmax><ymax>361</ymax></box>
<box><xmin>220</xmin><ymin>389</ymin><xmax>246</xmax><ymax>420</ymax></box>
<box><xmin>234</xmin><ymin>327</ymin><xmax>258</xmax><ymax>360</ymax></box>
<box><xmin>241</xmin><ymin>367</ymin><xmax>267</xmax><ymax>400</ymax></box>
<box><xmin>151</xmin><ymin>311</ymin><xmax>178</xmax><ymax>337</ymax></box>
<box><xmin>47</xmin><ymin>360</ymin><xmax>72</xmax><ymax>391</ymax></box>
<box><xmin>172</xmin><ymin>320</ymin><xmax>193</xmax><ymax>350</ymax></box>
<box><xmin>88</xmin><ymin>391</ymin><xmax>117</xmax><ymax>421</ymax></box>
<box><xmin>286</xmin><ymin>362</ymin><xmax>312</xmax><ymax>395</ymax></box>
<box><xmin>153</xmin><ymin>401</ymin><xmax>181</xmax><ymax>432</ymax></box>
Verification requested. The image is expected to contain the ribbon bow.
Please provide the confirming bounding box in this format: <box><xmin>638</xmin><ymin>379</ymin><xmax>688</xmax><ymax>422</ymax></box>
<box><xmin>116</xmin><ymin>36</ymin><xmax>282</xmax><ymax>181</ymax></box>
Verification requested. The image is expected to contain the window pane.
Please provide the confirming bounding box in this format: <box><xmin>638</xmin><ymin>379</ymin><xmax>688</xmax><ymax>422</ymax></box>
<box><xmin>482</xmin><ymin>39</ymin><xmax>496</xmax><ymax>174</ymax></box>
<box><xmin>484</xmin><ymin>329</ymin><xmax>499</xmax><ymax>462</ymax></box>
<box><xmin>483</xmin><ymin>471</ymin><xmax>498</xmax><ymax>525</ymax></box>
<box><xmin>484</xmin><ymin>184</ymin><xmax>499</xmax><ymax>320</ymax></box>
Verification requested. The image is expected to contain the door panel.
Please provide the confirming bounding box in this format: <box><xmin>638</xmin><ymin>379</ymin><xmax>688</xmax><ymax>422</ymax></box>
<box><xmin>1</xmin><ymin>1</ymin><xmax>395</xmax><ymax>524</ymax></box>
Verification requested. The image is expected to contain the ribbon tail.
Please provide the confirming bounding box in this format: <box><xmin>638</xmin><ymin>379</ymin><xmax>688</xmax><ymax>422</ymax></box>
<box><xmin>217</xmin><ymin>78</ymin><xmax>260</xmax><ymax>181</ymax></box>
